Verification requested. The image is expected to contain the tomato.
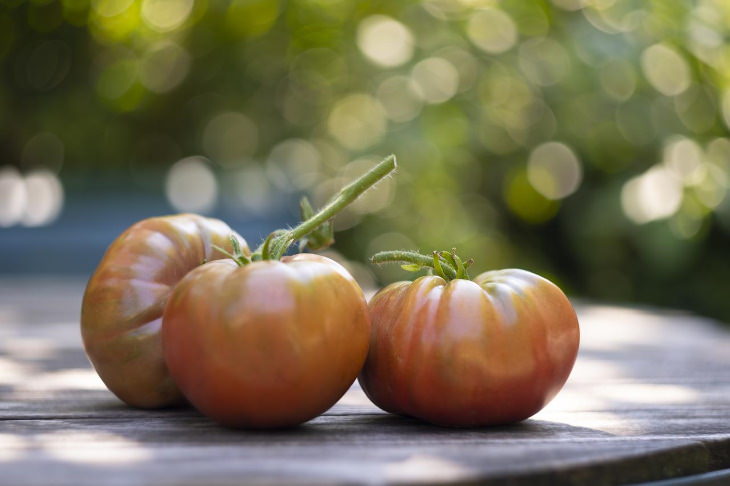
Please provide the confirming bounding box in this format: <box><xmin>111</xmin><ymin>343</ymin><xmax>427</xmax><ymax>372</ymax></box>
<box><xmin>81</xmin><ymin>214</ymin><xmax>248</xmax><ymax>409</ymax></box>
<box><xmin>358</xmin><ymin>269</ymin><xmax>579</xmax><ymax>427</ymax></box>
<box><xmin>161</xmin><ymin>253</ymin><xmax>370</xmax><ymax>428</ymax></box>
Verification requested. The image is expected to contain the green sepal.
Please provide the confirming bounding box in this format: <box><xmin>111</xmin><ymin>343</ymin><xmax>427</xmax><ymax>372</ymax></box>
<box><xmin>212</xmin><ymin>240</ymin><xmax>249</xmax><ymax>267</ymax></box>
<box><xmin>298</xmin><ymin>196</ymin><xmax>335</xmax><ymax>251</ymax></box>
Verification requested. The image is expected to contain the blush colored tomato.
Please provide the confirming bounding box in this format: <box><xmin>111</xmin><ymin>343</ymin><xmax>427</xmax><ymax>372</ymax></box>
<box><xmin>359</xmin><ymin>269</ymin><xmax>579</xmax><ymax>427</ymax></box>
<box><xmin>162</xmin><ymin>253</ymin><xmax>370</xmax><ymax>428</ymax></box>
<box><xmin>81</xmin><ymin>214</ymin><xmax>247</xmax><ymax>409</ymax></box>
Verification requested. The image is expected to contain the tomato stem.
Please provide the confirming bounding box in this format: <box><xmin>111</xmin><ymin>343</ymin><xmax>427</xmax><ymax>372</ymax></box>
<box><xmin>251</xmin><ymin>154</ymin><xmax>397</xmax><ymax>261</ymax></box>
<box><xmin>370</xmin><ymin>249</ymin><xmax>472</xmax><ymax>281</ymax></box>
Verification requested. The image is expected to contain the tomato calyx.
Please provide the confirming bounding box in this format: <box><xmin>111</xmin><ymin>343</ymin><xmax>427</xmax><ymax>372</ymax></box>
<box><xmin>213</xmin><ymin>235</ymin><xmax>252</xmax><ymax>266</ymax></box>
<box><xmin>371</xmin><ymin>249</ymin><xmax>474</xmax><ymax>281</ymax></box>
<box><xmin>297</xmin><ymin>197</ymin><xmax>334</xmax><ymax>252</ymax></box>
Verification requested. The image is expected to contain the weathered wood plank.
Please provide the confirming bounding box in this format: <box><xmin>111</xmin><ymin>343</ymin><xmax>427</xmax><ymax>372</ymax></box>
<box><xmin>0</xmin><ymin>422</ymin><xmax>723</xmax><ymax>486</ymax></box>
<box><xmin>0</xmin><ymin>278</ymin><xmax>728</xmax><ymax>485</ymax></box>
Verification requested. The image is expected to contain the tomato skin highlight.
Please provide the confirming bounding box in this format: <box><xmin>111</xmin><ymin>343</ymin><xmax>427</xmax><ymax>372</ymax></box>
<box><xmin>162</xmin><ymin>254</ymin><xmax>370</xmax><ymax>428</ymax></box>
<box><xmin>81</xmin><ymin>214</ymin><xmax>248</xmax><ymax>409</ymax></box>
<box><xmin>358</xmin><ymin>269</ymin><xmax>579</xmax><ymax>427</ymax></box>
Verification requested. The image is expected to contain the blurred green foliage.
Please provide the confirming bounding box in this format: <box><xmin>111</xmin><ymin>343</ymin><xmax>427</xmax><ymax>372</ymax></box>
<box><xmin>2</xmin><ymin>0</ymin><xmax>730</xmax><ymax>320</ymax></box>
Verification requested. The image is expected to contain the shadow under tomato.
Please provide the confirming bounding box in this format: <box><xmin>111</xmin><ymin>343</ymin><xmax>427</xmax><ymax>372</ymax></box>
<box><xmin>315</xmin><ymin>411</ymin><xmax>617</xmax><ymax>442</ymax></box>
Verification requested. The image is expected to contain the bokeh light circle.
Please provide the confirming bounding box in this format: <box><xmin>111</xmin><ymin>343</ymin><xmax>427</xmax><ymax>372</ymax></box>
<box><xmin>267</xmin><ymin>138</ymin><xmax>322</xmax><ymax>191</ymax></box>
<box><xmin>140</xmin><ymin>41</ymin><xmax>191</xmax><ymax>94</ymax></box>
<box><xmin>376</xmin><ymin>75</ymin><xmax>423</xmax><ymax>122</ymax></box>
<box><xmin>527</xmin><ymin>142</ymin><xmax>583</xmax><ymax>200</ymax></box>
<box><xmin>141</xmin><ymin>0</ymin><xmax>194</xmax><ymax>33</ymax></box>
<box><xmin>0</xmin><ymin>167</ymin><xmax>26</xmax><ymax>227</ymax></box>
<box><xmin>202</xmin><ymin>112</ymin><xmax>258</xmax><ymax>167</ymax></box>
<box><xmin>466</xmin><ymin>8</ymin><xmax>518</xmax><ymax>54</ymax></box>
<box><xmin>328</xmin><ymin>94</ymin><xmax>387</xmax><ymax>151</ymax></box>
<box><xmin>641</xmin><ymin>44</ymin><xmax>691</xmax><ymax>97</ymax></box>
<box><xmin>22</xmin><ymin>170</ymin><xmax>64</xmax><ymax>227</ymax></box>
<box><xmin>621</xmin><ymin>166</ymin><xmax>683</xmax><ymax>224</ymax></box>
<box><xmin>410</xmin><ymin>57</ymin><xmax>459</xmax><ymax>104</ymax></box>
<box><xmin>165</xmin><ymin>156</ymin><xmax>218</xmax><ymax>213</ymax></box>
<box><xmin>357</xmin><ymin>15</ymin><xmax>414</xmax><ymax>68</ymax></box>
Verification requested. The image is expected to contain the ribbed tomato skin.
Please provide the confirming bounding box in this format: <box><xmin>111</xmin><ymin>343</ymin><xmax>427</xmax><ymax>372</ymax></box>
<box><xmin>162</xmin><ymin>254</ymin><xmax>370</xmax><ymax>428</ymax></box>
<box><xmin>81</xmin><ymin>214</ymin><xmax>247</xmax><ymax>409</ymax></box>
<box><xmin>359</xmin><ymin>269</ymin><xmax>579</xmax><ymax>427</ymax></box>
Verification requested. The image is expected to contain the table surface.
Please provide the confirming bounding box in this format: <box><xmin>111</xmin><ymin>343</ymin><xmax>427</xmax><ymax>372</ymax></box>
<box><xmin>0</xmin><ymin>277</ymin><xmax>729</xmax><ymax>486</ymax></box>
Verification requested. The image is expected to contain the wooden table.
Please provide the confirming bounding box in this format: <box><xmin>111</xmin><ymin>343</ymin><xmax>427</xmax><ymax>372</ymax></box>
<box><xmin>1</xmin><ymin>277</ymin><xmax>728</xmax><ymax>485</ymax></box>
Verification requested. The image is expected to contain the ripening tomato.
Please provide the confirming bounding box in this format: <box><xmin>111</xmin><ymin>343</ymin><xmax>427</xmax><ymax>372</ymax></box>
<box><xmin>359</xmin><ymin>269</ymin><xmax>579</xmax><ymax>427</ymax></box>
<box><xmin>81</xmin><ymin>214</ymin><xmax>248</xmax><ymax>409</ymax></box>
<box><xmin>162</xmin><ymin>253</ymin><xmax>370</xmax><ymax>428</ymax></box>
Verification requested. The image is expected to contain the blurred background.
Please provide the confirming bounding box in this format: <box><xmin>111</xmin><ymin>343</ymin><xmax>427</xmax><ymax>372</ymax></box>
<box><xmin>1</xmin><ymin>0</ymin><xmax>729</xmax><ymax>322</ymax></box>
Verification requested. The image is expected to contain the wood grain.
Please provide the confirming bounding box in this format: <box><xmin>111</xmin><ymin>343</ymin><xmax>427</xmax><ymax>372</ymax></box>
<box><xmin>0</xmin><ymin>278</ymin><xmax>728</xmax><ymax>485</ymax></box>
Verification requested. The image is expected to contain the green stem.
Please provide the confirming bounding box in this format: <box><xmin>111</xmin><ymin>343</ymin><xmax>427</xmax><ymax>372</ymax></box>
<box><xmin>265</xmin><ymin>154</ymin><xmax>397</xmax><ymax>260</ymax></box>
<box><xmin>370</xmin><ymin>250</ymin><xmax>458</xmax><ymax>280</ymax></box>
